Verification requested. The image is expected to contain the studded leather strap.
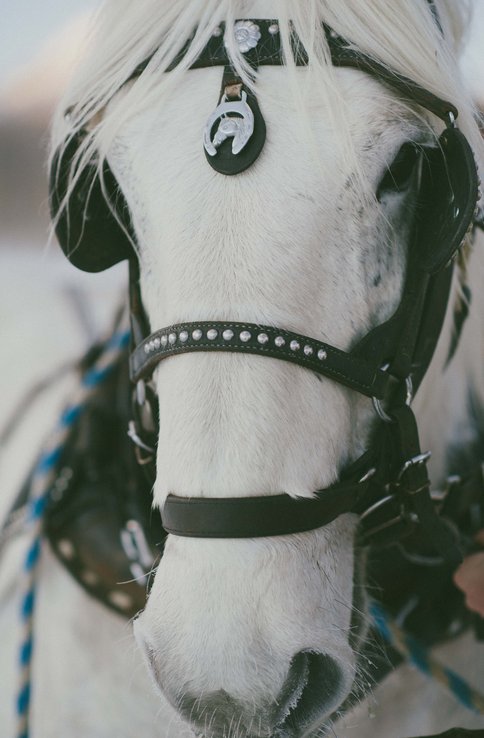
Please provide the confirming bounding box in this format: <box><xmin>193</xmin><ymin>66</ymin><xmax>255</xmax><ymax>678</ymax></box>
<box><xmin>130</xmin><ymin>321</ymin><xmax>390</xmax><ymax>399</ymax></box>
<box><xmin>134</xmin><ymin>19</ymin><xmax>457</xmax><ymax>124</ymax></box>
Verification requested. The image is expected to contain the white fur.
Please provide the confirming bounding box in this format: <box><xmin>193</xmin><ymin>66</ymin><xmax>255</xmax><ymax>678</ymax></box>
<box><xmin>2</xmin><ymin>0</ymin><xmax>484</xmax><ymax>736</ymax></box>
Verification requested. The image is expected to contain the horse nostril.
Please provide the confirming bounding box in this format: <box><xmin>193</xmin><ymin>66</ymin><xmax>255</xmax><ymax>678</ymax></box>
<box><xmin>275</xmin><ymin>651</ymin><xmax>345</xmax><ymax>736</ymax></box>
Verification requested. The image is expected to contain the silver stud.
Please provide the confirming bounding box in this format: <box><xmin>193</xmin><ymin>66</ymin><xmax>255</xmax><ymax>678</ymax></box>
<box><xmin>274</xmin><ymin>336</ymin><xmax>285</xmax><ymax>347</ymax></box>
<box><xmin>207</xmin><ymin>329</ymin><xmax>218</xmax><ymax>340</ymax></box>
<box><xmin>212</xmin><ymin>26</ymin><xmax>222</xmax><ymax>37</ymax></box>
<box><xmin>318</xmin><ymin>349</ymin><xmax>327</xmax><ymax>361</ymax></box>
<box><xmin>144</xmin><ymin>344</ymin><xmax>150</xmax><ymax>354</ymax></box>
<box><xmin>57</xmin><ymin>539</ymin><xmax>75</xmax><ymax>560</ymax></box>
<box><xmin>257</xmin><ymin>333</ymin><xmax>269</xmax><ymax>345</ymax></box>
<box><xmin>153</xmin><ymin>337</ymin><xmax>161</xmax><ymax>349</ymax></box>
<box><xmin>179</xmin><ymin>330</ymin><xmax>189</xmax><ymax>343</ymax></box>
<box><xmin>240</xmin><ymin>330</ymin><xmax>251</xmax><ymax>342</ymax></box>
<box><xmin>108</xmin><ymin>591</ymin><xmax>133</xmax><ymax>611</ymax></box>
<box><xmin>304</xmin><ymin>345</ymin><xmax>313</xmax><ymax>356</ymax></box>
<box><xmin>268</xmin><ymin>23</ymin><xmax>279</xmax><ymax>35</ymax></box>
<box><xmin>290</xmin><ymin>340</ymin><xmax>300</xmax><ymax>351</ymax></box>
<box><xmin>160</xmin><ymin>335</ymin><xmax>168</xmax><ymax>347</ymax></box>
<box><xmin>223</xmin><ymin>329</ymin><xmax>234</xmax><ymax>341</ymax></box>
<box><xmin>228</xmin><ymin>20</ymin><xmax>261</xmax><ymax>54</ymax></box>
<box><xmin>81</xmin><ymin>570</ymin><xmax>99</xmax><ymax>586</ymax></box>
<box><xmin>192</xmin><ymin>329</ymin><xmax>203</xmax><ymax>341</ymax></box>
<box><xmin>149</xmin><ymin>341</ymin><xmax>155</xmax><ymax>352</ymax></box>
<box><xmin>168</xmin><ymin>333</ymin><xmax>177</xmax><ymax>345</ymax></box>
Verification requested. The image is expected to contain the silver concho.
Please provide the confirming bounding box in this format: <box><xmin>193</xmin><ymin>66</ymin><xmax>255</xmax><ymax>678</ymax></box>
<box><xmin>225</xmin><ymin>20</ymin><xmax>261</xmax><ymax>54</ymax></box>
<box><xmin>203</xmin><ymin>91</ymin><xmax>255</xmax><ymax>157</ymax></box>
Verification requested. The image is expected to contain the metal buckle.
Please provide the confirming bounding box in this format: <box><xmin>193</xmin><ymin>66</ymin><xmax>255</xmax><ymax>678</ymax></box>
<box><xmin>359</xmin><ymin>467</ymin><xmax>376</xmax><ymax>484</ymax></box>
<box><xmin>359</xmin><ymin>492</ymin><xmax>419</xmax><ymax>544</ymax></box>
<box><xmin>372</xmin><ymin>365</ymin><xmax>413</xmax><ymax>424</ymax></box>
<box><xmin>397</xmin><ymin>451</ymin><xmax>432</xmax><ymax>482</ymax></box>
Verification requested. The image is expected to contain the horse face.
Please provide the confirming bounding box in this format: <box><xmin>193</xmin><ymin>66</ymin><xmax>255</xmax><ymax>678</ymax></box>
<box><xmin>108</xmin><ymin>65</ymin><xmax>424</xmax><ymax>736</ymax></box>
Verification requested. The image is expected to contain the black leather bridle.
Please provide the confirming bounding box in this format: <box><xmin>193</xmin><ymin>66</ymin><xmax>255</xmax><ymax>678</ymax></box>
<box><xmin>50</xmin><ymin>18</ymin><xmax>481</xmax><ymax>568</ymax></box>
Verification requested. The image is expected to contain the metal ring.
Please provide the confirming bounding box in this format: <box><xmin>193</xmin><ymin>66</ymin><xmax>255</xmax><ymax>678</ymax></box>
<box><xmin>372</xmin><ymin>397</ymin><xmax>394</xmax><ymax>423</ymax></box>
<box><xmin>372</xmin><ymin>370</ymin><xmax>413</xmax><ymax>424</ymax></box>
<box><xmin>397</xmin><ymin>450</ymin><xmax>432</xmax><ymax>481</ymax></box>
<box><xmin>127</xmin><ymin>420</ymin><xmax>155</xmax><ymax>454</ymax></box>
<box><xmin>404</xmin><ymin>374</ymin><xmax>414</xmax><ymax>406</ymax></box>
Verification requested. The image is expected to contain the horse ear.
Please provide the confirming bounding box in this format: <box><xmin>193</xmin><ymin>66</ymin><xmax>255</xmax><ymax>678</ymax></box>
<box><xmin>416</xmin><ymin>127</ymin><xmax>478</xmax><ymax>275</ymax></box>
<box><xmin>49</xmin><ymin>130</ymin><xmax>135</xmax><ymax>273</ymax></box>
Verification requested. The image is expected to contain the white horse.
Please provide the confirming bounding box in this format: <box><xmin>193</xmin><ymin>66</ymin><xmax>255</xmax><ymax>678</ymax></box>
<box><xmin>1</xmin><ymin>1</ymin><xmax>484</xmax><ymax>736</ymax></box>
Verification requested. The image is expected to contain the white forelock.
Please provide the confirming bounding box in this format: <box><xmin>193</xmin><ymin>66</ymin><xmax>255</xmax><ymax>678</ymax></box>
<box><xmin>50</xmin><ymin>0</ymin><xmax>483</xmax><ymax>199</ymax></box>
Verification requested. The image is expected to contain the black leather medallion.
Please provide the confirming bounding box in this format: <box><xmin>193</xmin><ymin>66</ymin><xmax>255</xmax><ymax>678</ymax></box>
<box><xmin>203</xmin><ymin>80</ymin><xmax>267</xmax><ymax>175</ymax></box>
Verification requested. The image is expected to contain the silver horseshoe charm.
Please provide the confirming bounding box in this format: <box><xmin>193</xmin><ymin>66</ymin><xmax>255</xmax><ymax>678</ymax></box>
<box><xmin>203</xmin><ymin>91</ymin><xmax>255</xmax><ymax>157</ymax></box>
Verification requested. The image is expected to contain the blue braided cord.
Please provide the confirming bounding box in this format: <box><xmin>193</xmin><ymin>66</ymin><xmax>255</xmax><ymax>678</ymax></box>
<box><xmin>37</xmin><ymin>447</ymin><xmax>62</xmax><ymax>474</ymax></box>
<box><xmin>371</xmin><ymin>600</ymin><xmax>484</xmax><ymax>714</ymax></box>
<box><xmin>369</xmin><ymin>601</ymin><xmax>393</xmax><ymax>643</ymax></box>
<box><xmin>16</xmin><ymin>328</ymin><xmax>130</xmax><ymax>738</ymax></box>
<box><xmin>404</xmin><ymin>633</ymin><xmax>431</xmax><ymax>674</ymax></box>
<box><xmin>17</xmin><ymin>684</ymin><xmax>30</xmax><ymax>716</ymax></box>
<box><xmin>21</xmin><ymin>590</ymin><xmax>35</xmax><ymax>620</ymax></box>
<box><xmin>444</xmin><ymin>666</ymin><xmax>476</xmax><ymax>712</ymax></box>
<box><xmin>60</xmin><ymin>405</ymin><xmax>82</xmax><ymax>426</ymax></box>
<box><xmin>29</xmin><ymin>496</ymin><xmax>47</xmax><ymax>522</ymax></box>
<box><xmin>24</xmin><ymin>539</ymin><xmax>41</xmax><ymax>572</ymax></box>
<box><xmin>20</xmin><ymin>639</ymin><xmax>33</xmax><ymax>668</ymax></box>
<box><xmin>82</xmin><ymin>331</ymin><xmax>129</xmax><ymax>388</ymax></box>
<box><xmin>107</xmin><ymin>330</ymin><xmax>130</xmax><ymax>350</ymax></box>
<box><xmin>82</xmin><ymin>365</ymin><xmax>116</xmax><ymax>388</ymax></box>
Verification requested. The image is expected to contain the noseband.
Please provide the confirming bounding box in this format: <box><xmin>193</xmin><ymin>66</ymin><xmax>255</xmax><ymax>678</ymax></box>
<box><xmin>50</xmin><ymin>18</ymin><xmax>481</xmax><ymax>567</ymax></box>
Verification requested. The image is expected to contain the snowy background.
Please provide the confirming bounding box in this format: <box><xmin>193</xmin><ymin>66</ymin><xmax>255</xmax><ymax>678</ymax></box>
<box><xmin>0</xmin><ymin>0</ymin><xmax>122</xmax><ymax>435</ymax></box>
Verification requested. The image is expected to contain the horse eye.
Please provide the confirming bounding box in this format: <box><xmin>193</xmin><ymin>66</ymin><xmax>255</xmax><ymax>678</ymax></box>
<box><xmin>377</xmin><ymin>143</ymin><xmax>421</xmax><ymax>200</ymax></box>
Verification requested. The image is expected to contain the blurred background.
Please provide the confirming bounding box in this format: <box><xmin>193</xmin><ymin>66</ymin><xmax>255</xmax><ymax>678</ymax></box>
<box><xmin>0</xmin><ymin>0</ymin><xmax>483</xmax><ymax>427</ymax></box>
<box><xmin>0</xmin><ymin>0</ymin><xmax>123</xmax><ymax>443</ymax></box>
<box><xmin>1</xmin><ymin>0</ymin><xmax>100</xmax><ymax>249</ymax></box>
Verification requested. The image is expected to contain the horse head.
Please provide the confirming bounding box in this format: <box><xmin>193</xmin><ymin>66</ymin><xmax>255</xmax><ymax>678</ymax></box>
<box><xmin>49</xmin><ymin>2</ymin><xmax>483</xmax><ymax>735</ymax></box>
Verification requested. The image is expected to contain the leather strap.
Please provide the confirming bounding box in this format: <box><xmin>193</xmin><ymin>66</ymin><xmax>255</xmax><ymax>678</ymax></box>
<box><xmin>130</xmin><ymin>321</ymin><xmax>390</xmax><ymax>399</ymax></box>
<box><xmin>329</xmin><ymin>40</ymin><xmax>457</xmax><ymax>124</ymax></box>
<box><xmin>133</xmin><ymin>19</ymin><xmax>457</xmax><ymax>124</ymax></box>
<box><xmin>391</xmin><ymin>405</ymin><xmax>462</xmax><ymax>567</ymax></box>
<box><xmin>162</xmin><ymin>481</ymin><xmax>367</xmax><ymax>538</ymax></box>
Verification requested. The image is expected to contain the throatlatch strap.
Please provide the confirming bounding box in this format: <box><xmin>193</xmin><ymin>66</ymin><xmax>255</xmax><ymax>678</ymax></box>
<box><xmin>130</xmin><ymin>321</ymin><xmax>390</xmax><ymax>399</ymax></box>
